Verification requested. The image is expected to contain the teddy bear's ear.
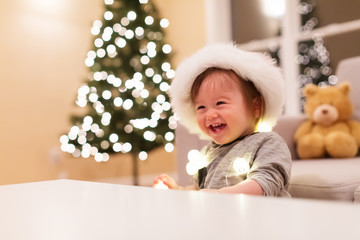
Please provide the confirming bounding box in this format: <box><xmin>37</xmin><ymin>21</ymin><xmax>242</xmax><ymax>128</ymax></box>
<box><xmin>303</xmin><ymin>84</ymin><xmax>318</xmax><ymax>97</ymax></box>
<box><xmin>337</xmin><ymin>82</ymin><xmax>350</xmax><ymax>95</ymax></box>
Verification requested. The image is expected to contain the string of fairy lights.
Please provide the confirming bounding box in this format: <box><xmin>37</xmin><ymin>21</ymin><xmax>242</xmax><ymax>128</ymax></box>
<box><xmin>60</xmin><ymin>0</ymin><xmax>177</xmax><ymax>162</ymax></box>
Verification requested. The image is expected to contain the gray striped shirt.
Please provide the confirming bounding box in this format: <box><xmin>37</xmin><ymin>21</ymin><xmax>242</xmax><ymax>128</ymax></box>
<box><xmin>198</xmin><ymin>131</ymin><xmax>292</xmax><ymax>197</ymax></box>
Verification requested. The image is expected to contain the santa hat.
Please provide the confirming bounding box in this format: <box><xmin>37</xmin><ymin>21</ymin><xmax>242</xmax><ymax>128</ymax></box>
<box><xmin>169</xmin><ymin>42</ymin><xmax>285</xmax><ymax>137</ymax></box>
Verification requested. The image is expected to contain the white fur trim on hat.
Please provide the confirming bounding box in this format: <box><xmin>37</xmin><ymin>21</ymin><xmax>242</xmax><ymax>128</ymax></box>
<box><xmin>169</xmin><ymin>42</ymin><xmax>285</xmax><ymax>138</ymax></box>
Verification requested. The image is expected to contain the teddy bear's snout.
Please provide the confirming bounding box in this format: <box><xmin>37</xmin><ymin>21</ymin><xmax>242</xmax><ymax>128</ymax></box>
<box><xmin>313</xmin><ymin>104</ymin><xmax>339</xmax><ymax>126</ymax></box>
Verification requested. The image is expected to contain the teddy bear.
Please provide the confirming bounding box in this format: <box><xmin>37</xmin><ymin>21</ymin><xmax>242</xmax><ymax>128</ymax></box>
<box><xmin>294</xmin><ymin>82</ymin><xmax>360</xmax><ymax>159</ymax></box>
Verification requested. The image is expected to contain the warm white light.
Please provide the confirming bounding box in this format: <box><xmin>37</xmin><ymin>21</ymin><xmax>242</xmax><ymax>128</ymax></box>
<box><xmin>125</xmin><ymin>79</ymin><xmax>134</xmax><ymax>89</ymax></box>
<box><xmin>156</xmin><ymin>94</ymin><xmax>165</xmax><ymax>104</ymax></box>
<box><xmin>94</xmin><ymin>38</ymin><xmax>104</xmax><ymax>47</ymax></box>
<box><xmin>261</xmin><ymin>0</ymin><xmax>285</xmax><ymax>18</ymax></box>
<box><xmin>95</xmin><ymin>153</ymin><xmax>103</xmax><ymax>162</ymax></box>
<box><xmin>140</xmin><ymin>89</ymin><xmax>149</xmax><ymax>98</ymax></box>
<box><xmin>121</xmin><ymin>17</ymin><xmax>130</xmax><ymax>26</ymax></box>
<box><xmin>78</xmin><ymin>85</ymin><xmax>90</xmax><ymax>96</ymax></box>
<box><xmin>162</xmin><ymin>102</ymin><xmax>171</xmax><ymax>111</ymax></box>
<box><xmin>186</xmin><ymin>162</ymin><xmax>198</xmax><ymax>176</ymax></box>
<box><xmin>104</xmin><ymin>11</ymin><xmax>113</xmax><ymax>20</ymax></box>
<box><xmin>123</xmin><ymin>142</ymin><xmax>132</xmax><ymax>152</ymax></box>
<box><xmin>168</xmin><ymin>116</ymin><xmax>178</xmax><ymax>130</ymax></box>
<box><xmin>93</xmin><ymin>72</ymin><xmax>102</xmax><ymax>81</ymax></box>
<box><xmin>144</xmin><ymin>131</ymin><xmax>156</xmax><ymax>141</ymax></box>
<box><xmin>114</xmin><ymin>97</ymin><xmax>123</xmax><ymax>107</ymax></box>
<box><xmin>84</xmin><ymin>116</ymin><xmax>93</xmax><ymax>124</ymax></box>
<box><xmin>256</xmin><ymin>121</ymin><xmax>272</xmax><ymax>132</ymax></box>
<box><xmin>123</xmin><ymin>99</ymin><xmax>133</xmax><ymax>110</ymax></box>
<box><xmin>166</xmin><ymin>69</ymin><xmax>175</xmax><ymax>79</ymax></box>
<box><xmin>85</xmin><ymin>58</ymin><xmax>94</xmax><ymax>67</ymax></box>
<box><xmin>159</xmin><ymin>82</ymin><xmax>170</xmax><ymax>92</ymax></box>
<box><xmin>165</xmin><ymin>143</ymin><xmax>174</xmax><ymax>152</ymax></box>
<box><xmin>147</xmin><ymin>41</ymin><xmax>156</xmax><ymax>49</ymax></box>
<box><xmin>145</xmin><ymin>16</ymin><xmax>154</xmax><ymax>25</ymax></box>
<box><xmin>148</xmin><ymin>50</ymin><xmax>156</xmax><ymax>58</ymax></box>
<box><xmin>125</xmin><ymin>30</ymin><xmax>134</xmax><ymax>39</ymax></box>
<box><xmin>78</xmin><ymin>136</ymin><xmax>87</xmax><ymax>145</ymax></box>
<box><xmin>141</xmin><ymin>55</ymin><xmax>150</xmax><ymax>64</ymax></box>
<box><xmin>113</xmin><ymin>77</ymin><xmax>122</xmax><ymax>87</ymax></box>
<box><xmin>145</xmin><ymin>68</ymin><xmax>154</xmax><ymax>77</ymax></box>
<box><xmin>152</xmin><ymin>102</ymin><xmax>162</xmax><ymax>113</ymax></box>
<box><xmin>106</xmin><ymin>75</ymin><xmax>115</xmax><ymax>84</ymax></box>
<box><xmin>101</xmin><ymin>140</ymin><xmax>110</xmax><ymax>149</ymax></box>
<box><xmin>96</xmin><ymin>129</ymin><xmax>104</xmax><ymax>138</ymax></box>
<box><xmin>135</xmin><ymin>27</ymin><xmax>144</xmax><ymax>37</ymax></box>
<box><xmin>160</xmin><ymin>18</ymin><xmax>170</xmax><ymax>28</ymax></box>
<box><xmin>60</xmin><ymin>135</ymin><xmax>69</xmax><ymax>144</ymax></box>
<box><xmin>153</xmin><ymin>74</ymin><xmax>162</xmax><ymax>84</ymax></box>
<box><xmin>109</xmin><ymin>133</ymin><xmax>119</xmax><ymax>143</ymax></box>
<box><xmin>94</xmin><ymin>20</ymin><xmax>102</xmax><ymax>28</ymax></box>
<box><xmin>162</xmin><ymin>44</ymin><xmax>172</xmax><ymax>54</ymax></box>
<box><xmin>233</xmin><ymin>158</ymin><xmax>250</xmax><ymax>175</ymax></box>
<box><xmin>153</xmin><ymin>179</ymin><xmax>169</xmax><ymax>189</ymax></box>
<box><xmin>72</xmin><ymin>149</ymin><xmax>81</xmax><ymax>157</ymax></box>
<box><xmin>102</xmin><ymin>90</ymin><xmax>112</xmax><ymax>100</ymax></box>
<box><xmin>149</xmin><ymin>119</ymin><xmax>158</xmax><ymax>128</ymax></box>
<box><xmin>90</xmin><ymin>124</ymin><xmax>100</xmax><ymax>133</ymax></box>
<box><xmin>101</xmin><ymin>112</ymin><xmax>111</xmax><ymax>126</ymax></box>
<box><xmin>113</xmin><ymin>143</ymin><xmax>122</xmax><ymax>152</ymax></box>
<box><xmin>185</xmin><ymin>149</ymin><xmax>208</xmax><ymax>175</ymax></box>
<box><xmin>67</xmin><ymin>144</ymin><xmax>76</xmax><ymax>153</ymax></box>
<box><xmin>139</xmin><ymin>151</ymin><xmax>148</xmax><ymax>160</ymax></box>
<box><xmin>95</xmin><ymin>101</ymin><xmax>105</xmax><ymax>114</ymax></box>
<box><xmin>161</xmin><ymin>62</ymin><xmax>171</xmax><ymax>71</ymax></box>
<box><xmin>97</xmin><ymin>49</ymin><xmax>106</xmax><ymax>58</ymax></box>
<box><xmin>103</xmin><ymin>153</ymin><xmax>109</xmax><ymax>162</ymax></box>
<box><xmin>89</xmin><ymin>93</ymin><xmax>99</xmax><ymax>103</ymax></box>
<box><xmin>81</xmin><ymin>148</ymin><xmax>91</xmax><ymax>158</ymax></box>
<box><xmin>91</xmin><ymin>26</ymin><xmax>100</xmax><ymax>35</ymax></box>
<box><xmin>139</xmin><ymin>0</ymin><xmax>148</xmax><ymax>4</ymax></box>
<box><xmin>165</xmin><ymin>132</ymin><xmax>174</xmax><ymax>141</ymax></box>
<box><xmin>87</xmin><ymin>50</ymin><xmax>96</xmax><ymax>59</ymax></box>
<box><xmin>188</xmin><ymin>149</ymin><xmax>200</xmax><ymax>162</ymax></box>
<box><xmin>105</xmin><ymin>0</ymin><xmax>114</xmax><ymax>5</ymax></box>
<box><xmin>127</xmin><ymin>11</ymin><xmax>137</xmax><ymax>21</ymax></box>
<box><xmin>90</xmin><ymin>147</ymin><xmax>98</xmax><ymax>156</ymax></box>
<box><xmin>124</xmin><ymin>124</ymin><xmax>133</xmax><ymax>133</ymax></box>
<box><xmin>113</xmin><ymin>23</ymin><xmax>122</xmax><ymax>32</ymax></box>
<box><xmin>68</xmin><ymin>126</ymin><xmax>80</xmax><ymax>140</ymax></box>
<box><xmin>131</xmin><ymin>118</ymin><xmax>149</xmax><ymax>129</ymax></box>
<box><xmin>106</xmin><ymin>44</ymin><xmax>116</xmax><ymax>55</ymax></box>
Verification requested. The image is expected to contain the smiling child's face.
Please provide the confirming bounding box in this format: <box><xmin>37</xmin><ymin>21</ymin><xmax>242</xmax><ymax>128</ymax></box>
<box><xmin>194</xmin><ymin>71</ymin><xmax>256</xmax><ymax>145</ymax></box>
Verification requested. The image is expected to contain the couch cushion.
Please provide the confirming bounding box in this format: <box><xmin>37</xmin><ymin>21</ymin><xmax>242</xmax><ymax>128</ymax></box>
<box><xmin>355</xmin><ymin>186</ymin><xmax>360</xmax><ymax>203</ymax></box>
<box><xmin>289</xmin><ymin>158</ymin><xmax>360</xmax><ymax>202</ymax></box>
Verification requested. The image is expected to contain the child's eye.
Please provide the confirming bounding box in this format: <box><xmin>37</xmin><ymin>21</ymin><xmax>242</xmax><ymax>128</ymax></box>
<box><xmin>196</xmin><ymin>106</ymin><xmax>205</xmax><ymax>110</ymax></box>
<box><xmin>216</xmin><ymin>101</ymin><xmax>225</xmax><ymax>106</ymax></box>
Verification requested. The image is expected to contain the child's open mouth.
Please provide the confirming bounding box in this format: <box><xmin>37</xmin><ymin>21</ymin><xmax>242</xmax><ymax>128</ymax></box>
<box><xmin>209</xmin><ymin>123</ymin><xmax>226</xmax><ymax>134</ymax></box>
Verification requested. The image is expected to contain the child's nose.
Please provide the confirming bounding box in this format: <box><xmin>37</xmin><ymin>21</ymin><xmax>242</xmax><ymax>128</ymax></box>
<box><xmin>206</xmin><ymin>109</ymin><xmax>218</xmax><ymax>120</ymax></box>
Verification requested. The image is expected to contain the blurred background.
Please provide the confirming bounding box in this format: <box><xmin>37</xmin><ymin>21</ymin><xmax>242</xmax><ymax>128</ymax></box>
<box><xmin>0</xmin><ymin>0</ymin><xmax>359</xmax><ymax>186</ymax></box>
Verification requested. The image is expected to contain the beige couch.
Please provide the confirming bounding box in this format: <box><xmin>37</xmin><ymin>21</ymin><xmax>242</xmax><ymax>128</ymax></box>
<box><xmin>273</xmin><ymin>56</ymin><xmax>360</xmax><ymax>203</ymax></box>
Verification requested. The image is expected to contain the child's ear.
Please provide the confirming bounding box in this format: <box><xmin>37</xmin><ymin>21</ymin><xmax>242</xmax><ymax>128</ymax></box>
<box><xmin>253</xmin><ymin>98</ymin><xmax>261</xmax><ymax>118</ymax></box>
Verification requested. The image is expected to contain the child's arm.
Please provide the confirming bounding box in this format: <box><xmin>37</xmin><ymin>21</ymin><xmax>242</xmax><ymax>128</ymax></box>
<box><xmin>153</xmin><ymin>174</ymin><xmax>198</xmax><ymax>190</ymax></box>
<box><xmin>201</xmin><ymin>179</ymin><xmax>263</xmax><ymax>195</ymax></box>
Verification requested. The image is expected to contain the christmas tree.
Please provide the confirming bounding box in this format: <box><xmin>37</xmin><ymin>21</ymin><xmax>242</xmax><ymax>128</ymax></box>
<box><xmin>60</xmin><ymin>0</ymin><xmax>176</xmax><ymax>185</ymax></box>
<box><xmin>268</xmin><ymin>0</ymin><xmax>333</xmax><ymax>110</ymax></box>
<box><xmin>297</xmin><ymin>0</ymin><xmax>333</xmax><ymax>109</ymax></box>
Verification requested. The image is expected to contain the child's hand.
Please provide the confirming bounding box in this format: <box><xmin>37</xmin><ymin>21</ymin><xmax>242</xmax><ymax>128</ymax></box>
<box><xmin>153</xmin><ymin>174</ymin><xmax>178</xmax><ymax>189</ymax></box>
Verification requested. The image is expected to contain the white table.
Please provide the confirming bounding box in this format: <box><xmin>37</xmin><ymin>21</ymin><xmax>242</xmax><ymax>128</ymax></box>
<box><xmin>0</xmin><ymin>180</ymin><xmax>359</xmax><ymax>240</ymax></box>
